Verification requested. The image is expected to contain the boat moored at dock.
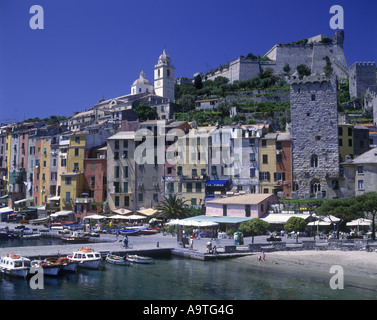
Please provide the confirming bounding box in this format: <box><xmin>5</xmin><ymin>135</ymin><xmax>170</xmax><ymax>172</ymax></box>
<box><xmin>31</xmin><ymin>259</ymin><xmax>61</xmax><ymax>276</ymax></box>
<box><xmin>67</xmin><ymin>248</ymin><xmax>101</xmax><ymax>269</ymax></box>
<box><xmin>0</xmin><ymin>254</ymin><xmax>31</xmax><ymax>278</ymax></box>
<box><xmin>106</xmin><ymin>253</ymin><xmax>130</xmax><ymax>266</ymax></box>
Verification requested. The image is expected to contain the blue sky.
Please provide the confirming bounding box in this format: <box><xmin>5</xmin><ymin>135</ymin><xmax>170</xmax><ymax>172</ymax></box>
<box><xmin>0</xmin><ymin>0</ymin><xmax>376</xmax><ymax>123</ymax></box>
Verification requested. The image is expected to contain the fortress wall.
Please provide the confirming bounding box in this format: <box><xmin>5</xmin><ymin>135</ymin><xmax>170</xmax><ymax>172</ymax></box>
<box><xmin>349</xmin><ymin>62</ymin><xmax>377</xmax><ymax>98</ymax></box>
<box><xmin>273</xmin><ymin>45</ymin><xmax>313</xmax><ymax>74</ymax></box>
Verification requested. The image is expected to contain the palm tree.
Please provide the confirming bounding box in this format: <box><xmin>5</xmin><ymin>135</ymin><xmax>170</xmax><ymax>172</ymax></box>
<box><xmin>156</xmin><ymin>194</ymin><xmax>191</xmax><ymax>220</ymax></box>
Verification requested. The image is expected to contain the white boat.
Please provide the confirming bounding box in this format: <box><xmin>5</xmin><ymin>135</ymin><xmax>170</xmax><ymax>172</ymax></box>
<box><xmin>21</xmin><ymin>233</ymin><xmax>42</xmax><ymax>240</ymax></box>
<box><xmin>106</xmin><ymin>253</ymin><xmax>130</xmax><ymax>266</ymax></box>
<box><xmin>31</xmin><ymin>260</ymin><xmax>61</xmax><ymax>276</ymax></box>
<box><xmin>46</xmin><ymin>257</ymin><xmax>78</xmax><ymax>273</ymax></box>
<box><xmin>0</xmin><ymin>254</ymin><xmax>31</xmax><ymax>278</ymax></box>
<box><xmin>126</xmin><ymin>254</ymin><xmax>153</xmax><ymax>264</ymax></box>
<box><xmin>67</xmin><ymin>248</ymin><xmax>101</xmax><ymax>269</ymax></box>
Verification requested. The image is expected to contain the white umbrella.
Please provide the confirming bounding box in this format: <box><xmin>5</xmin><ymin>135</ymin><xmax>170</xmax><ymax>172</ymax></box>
<box><xmin>165</xmin><ymin>219</ymin><xmax>181</xmax><ymax>226</ymax></box>
<box><xmin>346</xmin><ymin>218</ymin><xmax>372</xmax><ymax>227</ymax></box>
<box><xmin>109</xmin><ymin>214</ymin><xmax>130</xmax><ymax>220</ymax></box>
<box><xmin>178</xmin><ymin>219</ymin><xmax>202</xmax><ymax>227</ymax></box>
<box><xmin>198</xmin><ymin>220</ymin><xmax>219</xmax><ymax>227</ymax></box>
<box><xmin>307</xmin><ymin>221</ymin><xmax>331</xmax><ymax>226</ymax></box>
<box><xmin>83</xmin><ymin>214</ymin><xmax>107</xmax><ymax>220</ymax></box>
<box><xmin>321</xmin><ymin>215</ymin><xmax>341</xmax><ymax>223</ymax></box>
<box><xmin>126</xmin><ymin>214</ymin><xmax>147</xmax><ymax>220</ymax></box>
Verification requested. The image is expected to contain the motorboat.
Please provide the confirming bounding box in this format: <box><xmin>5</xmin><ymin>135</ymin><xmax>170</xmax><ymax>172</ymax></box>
<box><xmin>61</xmin><ymin>230</ymin><xmax>90</xmax><ymax>243</ymax></box>
<box><xmin>126</xmin><ymin>254</ymin><xmax>153</xmax><ymax>264</ymax></box>
<box><xmin>67</xmin><ymin>248</ymin><xmax>101</xmax><ymax>269</ymax></box>
<box><xmin>138</xmin><ymin>227</ymin><xmax>158</xmax><ymax>235</ymax></box>
<box><xmin>21</xmin><ymin>233</ymin><xmax>42</xmax><ymax>240</ymax></box>
<box><xmin>31</xmin><ymin>259</ymin><xmax>61</xmax><ymax>276</ymax></box>
<box><xmin>119</xmin><ymin>228</ymin><xmax>140</xmax><ymax>236</ymax></box>
<box><xmin>46</xmin><ymin>257</ymin><xmax>78</xmax><ymax>273</ymax></box>
<box><xmin>105</xmin><ymin>253</ymin><xmax>130</xmax><ymax>266</ymax></box>
<box><xmin>0</xmin><ymin>254</ymin><xmax>31</xmax><ymax>278</ymax></box>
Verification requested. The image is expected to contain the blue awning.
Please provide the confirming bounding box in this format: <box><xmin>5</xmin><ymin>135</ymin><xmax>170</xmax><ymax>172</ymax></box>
<box><xmin>205</xmin><ymin>180</ymin><xmax>229</xmax><ymax>187</ymax></box>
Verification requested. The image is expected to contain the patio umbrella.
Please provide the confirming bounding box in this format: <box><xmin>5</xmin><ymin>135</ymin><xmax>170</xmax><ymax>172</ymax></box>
<box><xmin>165</xmin><ymin>219</ymin><xmax>181</xmax><ymax>226</ymax></box>
<box><xmin>198</xmin><ymin>220</ymin><xmax>219</xmax><ymax>227</ymax></box>
<box><xmin>126</xmin><ymin>214</ymin><xmax>147</xmax><ymax>220</ymax></box>
<box><xmin>177</xmin><ymin>219</ymin><xmax>202</xmax><ymax>227</ymax></box>
<box><xmin>83</xmin><ymin>214</ymin><xmax>107</xmax><ymax>220</ymax></box>
<box><xmin>307</xmin><ymin>221</ymin><xmax>331</xmax><ymax>226</ymax></box>
<box><xmin>346</xmin><ymin>218</ymin><xmax>372</xmax><ymax>227</ymax></box>
<box><xmin>109</xmin><ymin>214</ymin><xmax>130</xmax><ymax>220</ymax></box>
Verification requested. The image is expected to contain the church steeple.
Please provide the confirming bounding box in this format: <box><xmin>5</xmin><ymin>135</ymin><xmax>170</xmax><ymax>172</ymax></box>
<box><xmin>154</xmin><ymin>49</ymin><xmax>175</xmax><ymax>102</ymax></box>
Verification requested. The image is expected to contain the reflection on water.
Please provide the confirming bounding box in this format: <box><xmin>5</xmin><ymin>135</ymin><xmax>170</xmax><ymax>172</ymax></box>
<box><xmin>0</xmin><ymin>257</ymin><xmax>375</xmax><ymax>300</ymax></box>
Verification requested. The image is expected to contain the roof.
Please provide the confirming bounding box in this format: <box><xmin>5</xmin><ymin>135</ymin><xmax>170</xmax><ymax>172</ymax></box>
<box><xmin>206</xmin><ymin>193</ymin><xmax>276</xmax><ymax>205</ymax></box>
<box><xmin>107</xmin><ymin>131</ymin><xmax>135</xmax><ymax>140</ymax></box>
<box><xmin>349</xmin><ymin>147</ymin><xmax>377</xmax><ymax>164</ymax></box>
<box><xmin>181</xmin><ymin>215</ymin><xmax>251</xmax><ymax>224</ymax></box>
<box><xmin>262</xmin><ymin>213</ymin><xmax>311</xmax><ymax>224</ymax></box>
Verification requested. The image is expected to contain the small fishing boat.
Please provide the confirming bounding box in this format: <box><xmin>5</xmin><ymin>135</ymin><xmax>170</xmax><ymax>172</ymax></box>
<box><xmin>46</xmin><ymin>257</ymin><xmax>78</xmax><ymax>273</ymax></box>
<box><xmin>126</xmin><ymin>254</ymin><xmax>153</xmax><ymax>264</ymax></box>
<box><xmin>21</xmin><ymin>233</ymin><xmax>42</xmax><ymax>240</ymax></box>
<box><xmin>67</xmin><ymin>248</ymin><xmax>101</xmax><ymax>269</ymax></box>
<box><xmin>138</xmin><ymin>227</ymin><xmax>158</xmax><ymax>235</ymax></box>
<box><xmin>31</xmin><ymin>259</ymin><xmax>61</xmax><ymax>277</ymax></box>
<box><xmin>119</xmin><ymin>228</ymin><xmax>140</xmax><ymax>236</ymax></box>
<box><xmin>0</xmin><ymin>254</ymin><xmax>31</xmax><ymax>278</ymax></box>
<box><xmin>105</xmin><ymin>253</ymin><xmax>130</xmax><ymax>266</ymax></box>
<box><xmin>61</xmin><ymin>230</ymin><xmax>90</xmax><ymax>243</ymax></box>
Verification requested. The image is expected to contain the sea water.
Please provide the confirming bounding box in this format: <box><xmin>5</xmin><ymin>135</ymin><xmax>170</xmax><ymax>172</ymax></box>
<box><xmin>0</xmin><ymin>256</ymin><xmax>376</xmax><ymax>300</ymax></box>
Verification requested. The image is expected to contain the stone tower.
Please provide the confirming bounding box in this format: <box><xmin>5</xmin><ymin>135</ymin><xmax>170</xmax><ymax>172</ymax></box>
<box><xmin>290</xmin><ymin>75</ymin><xmax>340</xmax><ymax>199</ymax></box>
<box><xmin>348</xmin><ymin>62</ymin><xmax>377</xmax><ymax>99</ymax></box>
<box><xmin>154</xmin><ymin>49</ymin><xmax>175</xmax><ymax>102</ymax></box>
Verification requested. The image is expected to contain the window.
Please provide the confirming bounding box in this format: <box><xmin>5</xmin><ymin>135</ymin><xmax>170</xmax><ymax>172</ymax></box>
<box><xmin>51</xmin><ymin>172</ymin><xmax>57</xmax><ymax>181</ymax></box>
<box><xmin>153</xmin><ymin>194</ymin><xmax>158</xmax><ymax>202</ymax></box>
<box><xmin>262</xmin><ymin>155</ymin><xmax>268</xmax><ymax>164</ymax></box>
<box><xmin>43</xmin><ymin>161</ymin><xmax>46</xmax><ymax>167</ymax></box>
<box><xmin>276</xmin><ymin>154</ymin><xmax>282</xmax><ymax>163</ymax></box>
<box><xmin>90</xmin><ymin>176</ymin><xmax>95</xmax><ymax>186</ymax></box>
<box><xmin>75</xmin><ymin>137</ymin><xmax>80</xmax><ymax>144</ymax></box>
<box><xmin>74</xmin><ymin>148</ymin><xmax>79</xmax><ymax>156</ymax></box>
<box><xmin>65</xmin><ymin>177</ymin><xmax>72</xmax><ymax>185</ymax></box>
<box><xmin>138</xmin><ymin>193</ymin><xmax>143</xmax><ymax>202</ymax></box>
<box><xmin>348</xmin><ymin>128</ymin><xmax>353</xmax><ymax>136</ymax></box>
<box><xmin>310</xmin><ymin>181</ymin><xmax>321</xmax><ymax>194</ymax></box>
<box><xmin>124</xmin><ymin>196</ymin><xmax>130</xmax><ymax>207</ymax></box>
<box><xmin>122</xmin><ymin>151</ymin><xmax>128</xmax><ymax>159</ymax></box>
<box><xmin>186</xmin><ymin>183</ymin><xmax>192</xmax><ymax>193</ymax></box>
<box><xmin>249</xmin><ymin>153</ymin><xmax>255</xmax><ymax>161</ymax></box>
<box><xmin>168</xmin><ymin>182</ymin><xmax>174</xmax><ymax>193</ymax></box>
<box><xmin>357</xmin><ymin>166</ymin><xmax>364</xmax><ymax>174</ymax></box>
<box><xmin>358</xmin><ymin>180</ymin><xmax>364</xmax><ymax>190</ymax></box>
<box><xmin>114</xmin><ymin>166</ymin><xmax>119</xmax><ymax>178</ymax></box>
<box><xmin>65</xmin><ymin>192</ymin><xmax>71</xmax><ymax>202</ymax></box>
<box><xmin>74</xmin><ymin>163</ymin><xmax>79</xmax><ymax>171</ymax></box>
<box><xmin>195</xmin><ymin>183</ymin><xmax>201</xmax><ymax>193</ymax></box>
<box><xmin>114</xmin><ymin>140</ymin><xmax>119</xmax><ymax>149</ymax></box>
<box><xmin>123</xmin><ymin>140</ymin><xmax>128</xmax><ymax>148</ymax></box>
<box><xmin>123</xmin><ymin>182</ymin><xmax>128</xmax><ymax>193</ymax></box>
<box><xmin>123</xmin><ymin>166</ymin><xmax>128</xmax><ymax>178</ymax></box>
<box><xmin>261</xmin><ymin>140</ymin><xmax>267</xmax><ymax>147</ymax></box>
<box><xmin>211</xmin><ymin>166</ymin><xmax>217</xmax><ymax>175</ymax></box>
<box><xmin>223</xmin><ymin>205</ymin><xmax>227</xmax><ymax>216</ymax></box>
<box><xmin>177</xmin><ymin>166</ymin><xmax>182</xmax><ymax>175</ymax></box>
<box><xmin>260</xmin><ymin>172</ymin><xmax>270</xmax><ymax>181</ymax></box>
<box><xmin>250</xmin><ymin>168</ymin><xmax>256</xmax><ymax>177</ymax></box>
<box><xmin>249</xmin><ymin>138</ymin><xmax>255</xmax><ymax>146</ymax></box>
<box><xmin>245</xmin><ymin>205</ymin><xmax>251</xmax><ymax>217</ymax></box>
<box><xmin>311</xmin><ymin>154</ymin><xmax>318</xmax><ymax>168</ymax></box>
<box><xmin>115</xmin><ymin>196</ymin><xmax>119</xmax><ymax>207</ymax></box>
<box><xmin>311</xmin><ymin>94</ymin><xmax>316</xmax><ymax>101</ymax></box>
<box><xmin>61</xmin><ymin>158</ymin><xmax>66</xmax><ymax>167</ymax></box>
<box><xmin>91</xmin><ymin>163</ymin><xmax>95</xmax><ymax>171</ymax></box>
<box><xmin>348</xmin><ymin>139</ymin><xmax>352</xmax><ymax>147</ymax></box>
<box><xmin>339</xmin><ymin>139</ymin><xmax>343</xmax><ymax>146</ymax></box>
<box><xmin>114</xmin><ymin>152</ymin><xmax>119</xmax><ymax>160</ymax></box>
<box><xmin>263</xmin><ymin>188</ymin><xmax>269</xmax><ymax>194</ymax></box>
<box><xmin>338</xmin><ymin>127</ymin><xmax>343</xmax><ymax>136</ymax></box>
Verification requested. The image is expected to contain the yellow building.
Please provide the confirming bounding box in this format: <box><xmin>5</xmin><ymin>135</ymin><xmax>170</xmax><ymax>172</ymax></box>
<box><xmin>39</xmin><ymin>137</ymin><xmax>51</xmax><ymax>205</ymax></box>
<box><xmin>259</xmin><ymin>133</ymin><xmax>277</xmax><ymax>194</ymax></box>
<box><xmin>338</xmin><ymin>124</ymin><xmax>354</xmax><ymax>162</ymax></box>
<box><xmin>177</xmin><ymin>127</ymin><xmax>213</xmax><ymax>207</ymax></box>
<box><xmin>60</xmin><ymin>133</ymin><xmax>86</xmax><ymax>210</ymax></box>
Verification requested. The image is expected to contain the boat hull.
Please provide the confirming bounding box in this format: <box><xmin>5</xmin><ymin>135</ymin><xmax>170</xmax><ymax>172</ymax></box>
<box><xmin>78</xmin><ymin>259</ymin><xmax>101</xmax><ymax>269</ymax></box>
<box><xmin>126</xmin><ymin>255</ymin><xmax>153</xmax><ymax>264</ymax></box>
<box><xmin>106</xmin><ymin>255</ymin><xmax>130</xmax><ymax>266</ymax></box>
<box><xmin>0</xmin><ymin>267</ymin><xmax>29</xmax><ymax>278</ymax></box>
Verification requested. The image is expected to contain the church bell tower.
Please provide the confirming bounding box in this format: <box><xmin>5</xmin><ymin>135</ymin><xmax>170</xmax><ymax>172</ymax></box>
<box><xmin>154</xmin><ymin>49</ymin><xmax>175</xmax><ymax>102</ymax></box>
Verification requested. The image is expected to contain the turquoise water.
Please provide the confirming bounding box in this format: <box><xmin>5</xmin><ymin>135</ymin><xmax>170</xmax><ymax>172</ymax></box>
<box><xmin>0</xmin><ymin>256</ymin><xmax>376</xmax><ymax>300</ymax></box>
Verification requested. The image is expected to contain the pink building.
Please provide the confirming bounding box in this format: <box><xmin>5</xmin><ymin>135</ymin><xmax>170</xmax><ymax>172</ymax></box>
<box><xmin>205</xmin><ymin>194</ymin><xmax>278</xmax><ymax>219</ymax></box>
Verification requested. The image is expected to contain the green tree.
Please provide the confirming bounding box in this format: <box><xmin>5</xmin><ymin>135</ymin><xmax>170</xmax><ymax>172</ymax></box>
<box><xmin>134</xmin><ymin>104</ymin><xmax>158</xmax><ymax>121</ymax></box>
<box><xmin>355</xmin><ymin>192</ymin><xmax>377</xmax><ymax>240</ymax></box>
<box><xmin>156</xmin><ymin>194</ymin><xmax>191</xmax><ymax>220</ymax></box>
<box><xmin>239</xmin><ymin>218</ymin><xmax>270</xmax><ymax>243</ymax></box>
<box><xmin>323</xmin><ymin>56</ymin><xmax>333</xmax><ymax>78</ymax></box>
<box><xmin>177</xmin><ymin>94</ymin><xmax>196</xmax><ymax>112</ymax></box>
<box><xmin>296</xmin><ymin>64</ymin><xmax>311</xmax><ymax>79</ymax></box>
<box><xmin>283</xmin><ymin>63</ymin><xmax>291</xmax><ymax>75</ymax></box>
<box><xmin>284</xmin><ymin>216</ymin><xmax>307</xmax><ymax>243</ymax></box>
<box><xmin>315</xmin><ymin>197</ymin><xmax>363</xmax><ymax>239</ymax></box>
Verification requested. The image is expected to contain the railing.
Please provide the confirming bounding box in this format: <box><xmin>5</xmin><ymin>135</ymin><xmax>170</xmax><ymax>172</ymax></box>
<box><xmin>75</xmin><ymin>197</ymin><xmax>94</xmax><ymax>204</ymax></box>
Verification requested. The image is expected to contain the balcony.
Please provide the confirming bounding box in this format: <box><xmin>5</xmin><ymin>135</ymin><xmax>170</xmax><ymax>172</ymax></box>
<box><xmin>75</xmin><ymin>197</ymin><xmax>94</xmax><ymax>204</ymax></box>
<box><xmin>179</xmin><ymin>175</ymin><xmax>209</xmax><ymax>182</ymax></box>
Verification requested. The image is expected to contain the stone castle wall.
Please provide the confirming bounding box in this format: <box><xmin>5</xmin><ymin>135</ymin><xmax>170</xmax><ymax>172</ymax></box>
<box><xmin>349</xmin><ymin>62</ymin><xmax>377</xmax><ymax>99</ymax></box>
<box><xmin>290</xmin><ymin>75</ymin><xmax>339</xmax><ymax>199</ymax></box>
